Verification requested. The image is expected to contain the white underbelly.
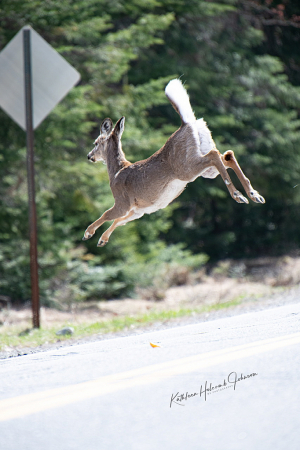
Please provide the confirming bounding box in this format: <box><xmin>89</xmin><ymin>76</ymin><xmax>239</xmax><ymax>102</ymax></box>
<box><xmin>138</xmin><ymin>179</ymin><xmax>187</xmax><ymax>215</ymax></box>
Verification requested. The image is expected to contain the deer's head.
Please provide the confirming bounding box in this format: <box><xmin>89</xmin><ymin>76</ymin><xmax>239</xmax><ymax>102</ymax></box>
<box><xmin>87</xmin><ymin>117</ymin><xmax>125</xmax><ymax>163</ymax></box>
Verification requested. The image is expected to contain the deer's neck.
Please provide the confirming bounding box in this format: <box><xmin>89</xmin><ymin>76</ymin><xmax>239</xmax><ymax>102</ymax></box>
<box><xmin>106</xmin><ymin>138</ymin><xmax>129</xmax><ymax>178</ymax></box>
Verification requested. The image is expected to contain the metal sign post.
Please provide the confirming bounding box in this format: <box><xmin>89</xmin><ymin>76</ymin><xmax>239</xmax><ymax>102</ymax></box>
<box><xmin>0</xmin><ymin>25</ymin><xmax>80</xmax><ymax>329</ymax></box>
<box><xmin>23</xmin><ymin>29</ymin><xmax>40</xmax><ymax>328</ymax></box>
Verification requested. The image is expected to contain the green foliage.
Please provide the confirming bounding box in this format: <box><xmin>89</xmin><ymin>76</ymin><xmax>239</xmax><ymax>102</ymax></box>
<box><xmin>1</xmin><ymin>0</ymin><xmax>300</xmax><ymax>305</ymax></box>
<box><xmin>49</xmin><ymin>243</ymin><xmax>207</xmax><ymax>305</ymax></box>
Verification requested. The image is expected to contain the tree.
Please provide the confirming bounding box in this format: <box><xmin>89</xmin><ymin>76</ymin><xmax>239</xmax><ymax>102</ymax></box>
<box><xmin>1</xmin><ymin>0</ymin><xmax>300</xmax><ymax>305</ymax></box>
<box><xmin>129</xmin><ymin>0</ymin><xmax>300</xmax><ymax>258</ymax></box>
<box><xmin>0</xmin><ymin>0</ymin><xmax>202</xmax><ymax>304</ymax></box>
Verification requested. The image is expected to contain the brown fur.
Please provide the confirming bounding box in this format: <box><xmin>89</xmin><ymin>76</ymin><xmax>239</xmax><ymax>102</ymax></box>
<box><xmin>83</xmin><ymin>91</ymin><xmax>265</xmax><ymax>247</ymax></box>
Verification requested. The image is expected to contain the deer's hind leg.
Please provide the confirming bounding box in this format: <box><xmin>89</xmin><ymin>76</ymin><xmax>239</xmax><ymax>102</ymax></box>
<box><xmin>197</xmin><ymin>149</ymin><xmax>249</xmax><ymax>204</ymax></box>
<box><xmin>222</xmin><ymin>150</ymin><xmax>265</xmax><ymax>204</ymax></box>
<box><xmin>82</xmin><ymin>204</ymin><xmax>130</xmax><ymax>241</ymax></box>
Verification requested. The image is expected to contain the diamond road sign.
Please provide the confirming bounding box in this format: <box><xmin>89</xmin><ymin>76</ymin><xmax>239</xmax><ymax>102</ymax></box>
<box><xmin>0</xmin><ymin>25</ymin><xmax>80</xmax><ymax>129</ymax></box>
<box><xmin>0</xmin><ymin>26</ymin><xmax>80</xmax><ymax>328</ymax></box>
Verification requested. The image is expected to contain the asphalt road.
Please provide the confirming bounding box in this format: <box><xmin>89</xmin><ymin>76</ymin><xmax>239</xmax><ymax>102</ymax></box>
<box><xmin>0</xmin><ymin>302</ymin><xmax>300</xmax><ymax>450</ymax></box>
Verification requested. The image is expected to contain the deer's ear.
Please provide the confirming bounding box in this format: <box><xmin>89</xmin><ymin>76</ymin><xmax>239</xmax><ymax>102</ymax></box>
<box><xmin>113</xmin><ymin>117</ymin><xmax>125</xmax><ymax>140</ymax></box>
<box><xmin>100</xmin><ymin>118</ymin><xmax>113</xmax><ymax>135</ymax></box>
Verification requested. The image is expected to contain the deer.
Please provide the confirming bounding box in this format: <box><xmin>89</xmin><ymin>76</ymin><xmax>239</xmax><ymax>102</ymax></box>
<box><xmin>83</xmin><ymin>79</ymin><xmax>265</xmax><ymax>247</ymax></box>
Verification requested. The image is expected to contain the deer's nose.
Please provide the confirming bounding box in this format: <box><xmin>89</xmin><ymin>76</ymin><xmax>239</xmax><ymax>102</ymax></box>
<box><xmin>87</xmin><ymin>153</ymin><xmax>95</xmax><ymax>162</ymax></box>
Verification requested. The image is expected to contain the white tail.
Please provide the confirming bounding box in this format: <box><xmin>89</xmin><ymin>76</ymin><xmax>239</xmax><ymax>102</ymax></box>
<box><xmin>165</xmin><ymin>79</ymin><xmax>196</xmax><ymax>124</ymax></box>
<box><xmin>83</xmin><ymin>79</ymin><xmax>265</xmax><ymax>247</ymax></box>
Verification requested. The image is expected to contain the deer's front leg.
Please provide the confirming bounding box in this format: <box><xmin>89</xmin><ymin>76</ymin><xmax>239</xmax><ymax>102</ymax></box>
<box><xmin>222</xmin><ymin>151</ymin><xmax>265</xmax><ymax>204</ymax></box>
<box><xmin>97</xmin><ymin>210</ymin><xmax>136</xmax><ymax>247</ymax></box>
<box><xmin>82</xmin><ymin>205</ymin><xmax>128</xmax><ymax>241</ymax></box>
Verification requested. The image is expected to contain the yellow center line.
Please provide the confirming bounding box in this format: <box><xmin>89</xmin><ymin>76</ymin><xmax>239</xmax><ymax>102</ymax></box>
<box><xmin>1</xmin><ymin>331</ymin><xmax>300</xmax><ymax>421</ymax></box>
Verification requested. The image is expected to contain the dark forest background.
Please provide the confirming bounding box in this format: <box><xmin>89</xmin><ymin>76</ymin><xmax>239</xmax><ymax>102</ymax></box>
<box><xmin>1</xmin><ymin>0</ymin><xmax>300</xmax><ymax>306</ymax></box>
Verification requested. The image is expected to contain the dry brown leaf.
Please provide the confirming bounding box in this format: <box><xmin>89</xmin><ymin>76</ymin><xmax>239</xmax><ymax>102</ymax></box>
<box><xmin>150</xmin><ymin>342</ymin><xmax>161</xmax><ymax>348</ymax></box>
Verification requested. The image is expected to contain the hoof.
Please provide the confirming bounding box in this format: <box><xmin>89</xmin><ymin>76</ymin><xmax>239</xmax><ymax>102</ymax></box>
<box><xmin>97</xmin><ymin>240</ymin><xmax>108</xmax><ymax>247</ymax></box>
<box><xmin>234</xmin><ymin>191</ymin><xmax>249</xmax><ymax>204</ymax></box>
<box><xmin>250</xmin><ymin>191</ymin><xmax>265</xmax><ymax>204</ymax></box>
<box><xmin>82</xmin><ymin>231</ymin><xmax>94</xmax><ymax>241</ymax></box>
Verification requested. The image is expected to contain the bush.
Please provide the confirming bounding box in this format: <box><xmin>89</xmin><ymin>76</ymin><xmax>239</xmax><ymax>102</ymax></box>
<box><xmin>41</xmin><ymin>243</ymin><xmax>208</xmax><ymax>308</ymax></box>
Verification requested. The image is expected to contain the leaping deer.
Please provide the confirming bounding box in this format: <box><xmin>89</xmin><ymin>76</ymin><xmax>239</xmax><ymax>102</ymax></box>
<box><xmin>83</xmin><ymin>79</ymin><xmax>265</xmax><ymax>247</ymax></box>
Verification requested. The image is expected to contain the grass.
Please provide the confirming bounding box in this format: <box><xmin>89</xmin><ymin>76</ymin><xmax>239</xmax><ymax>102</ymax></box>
<box><xmin>0</xmin><ymin>298</ymin><xmax>242</xmax><ymax>352</ymax></box>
